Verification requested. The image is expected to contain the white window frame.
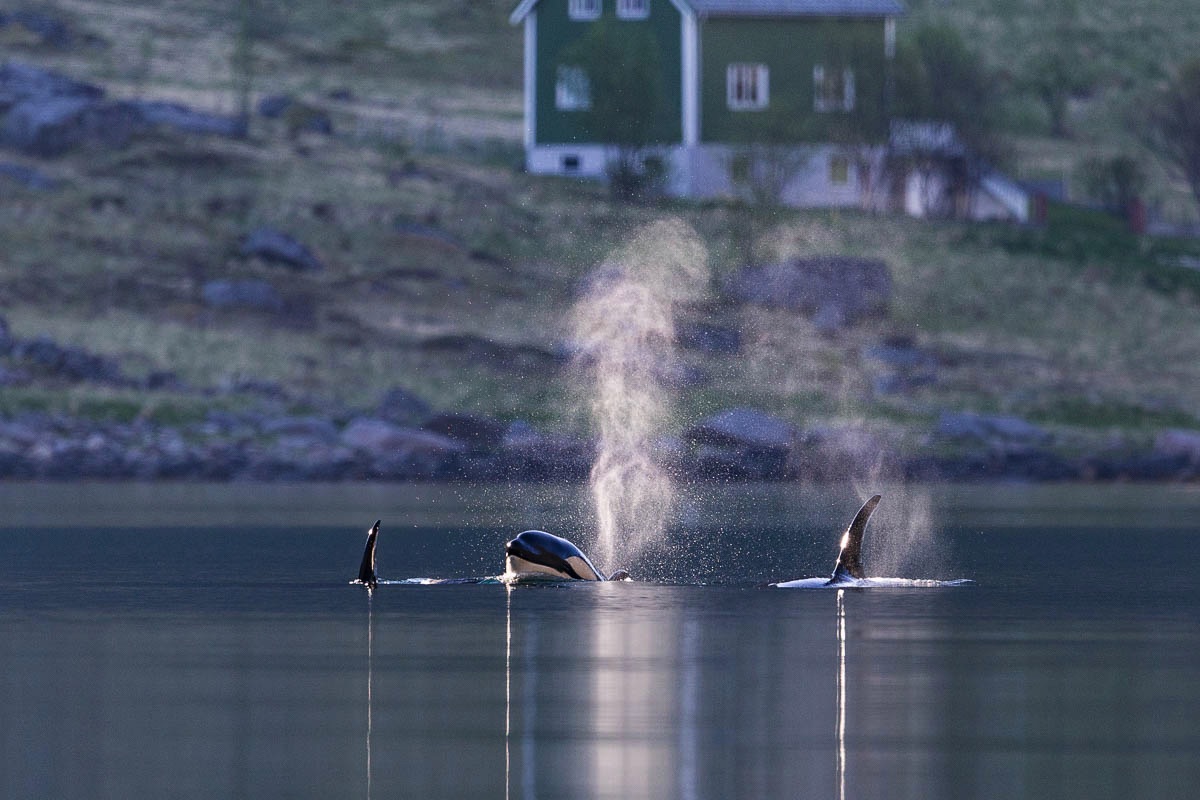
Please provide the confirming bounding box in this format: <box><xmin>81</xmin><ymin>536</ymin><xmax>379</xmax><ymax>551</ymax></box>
<box><xmin>829</xmin><ymin>154</ymin><xmax>850</xmax><ymax>186</ymax></box>
<box><xmin>617</xmin><ymin>0</ymin><xmax>649</xmax><ymax>19</ymax></box>
<box><xmin>726</xmin><ymin>63</ymin><xmax>769</xmax><ymax>111</ymax></box>
<box><xmin>555</xmin><ymin>65</ymin><xmax>591</xmax><ymax>111</ymax></box>
<box><xmin>569</xmin><ymin>0</ymin><xmax>601</xmax><ymax>20</ymax></box>
<box><xmin>813</xmin><ymin>64</ymin><xmax>855</xmax><ymax>112</ymax></box>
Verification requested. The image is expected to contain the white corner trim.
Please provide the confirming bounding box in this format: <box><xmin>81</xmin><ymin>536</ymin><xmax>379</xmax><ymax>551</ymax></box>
<box><xmin>682</xmin><ymin>11</ymin><xmax>699</xmax><ymax>145</ymax></box>
<box><xmin>509</xmin><ymin>0</ymin><xmax>537</xmax><ymax>25</ymax></box>
<box><xmin>524</xmin><ymin>11</ymin><xmax>537</xmax><ymax>148</ymax></box>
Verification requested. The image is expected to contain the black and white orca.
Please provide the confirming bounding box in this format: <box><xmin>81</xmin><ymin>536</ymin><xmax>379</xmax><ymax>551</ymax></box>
<box><xmin>504</xmin><ymin>530</ymin><xmax>630</xmax><ymax>583</ymax></box>
<box><xmin>354</xmin><ymin>519</ymin><xmax>381</xmax><ymax>589</ymax></box>
<box><xmin>352</xmin><ymin>521</ymin><xmax>628</xmax><ymax>587</ymax></box>
<box><xmin>771</xmin><ymin>495</ymin><xmax>972</xmax><ymax>588</ymax></box>
<box><xmin>771</xmin><ymin>495</ymin><xmax>881</xmax><ymax>588</ymax></box>
<box><xmin>828</xmin><ymin>494</ymin><xmax>879</xmax><ymax>585</ymax></box>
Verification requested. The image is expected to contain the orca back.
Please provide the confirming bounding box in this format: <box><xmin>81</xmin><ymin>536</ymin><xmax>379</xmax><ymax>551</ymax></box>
<box><xmin>357</xmin><ymin>520</ymin><xmax>380</xmax><ymax>588</ymax></box>
<box><xmin>505</xmin><ymin>530</ymin><xmax>607</xmax><ymax>581</ymax></box>
<box><xmin>828</xmin><ymin>495</ymin><xmax>881</xmax><ymax>584</ymax></box>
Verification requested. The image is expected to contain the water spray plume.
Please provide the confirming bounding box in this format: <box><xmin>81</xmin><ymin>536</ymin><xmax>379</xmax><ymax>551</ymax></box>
<box><xmin>859</xmin><ymin>487</ymin><xmax>940</xmax><ymax>577</ymax></box>
<box><xmin>571</xmin><ymin>220</ymin><xmax>709</xmax><ymax>570</ymax></box>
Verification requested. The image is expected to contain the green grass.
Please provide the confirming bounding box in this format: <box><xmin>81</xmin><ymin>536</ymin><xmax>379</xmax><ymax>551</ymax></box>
<box><xmin>6</xmin><ymin>140</ymin><xmax>1200</xmax><ymax>443</ymax></box>
<box><xmin>0</xmin><ymin>385</ymin><xmax>244</xmax><ymax>427</ymax></box>
<box><xmin>2</xmin><ymin>0</ymin><xmax>1200</xmax><ymax>452</ymax></box>
<box><xmin>959</xmin><ymin>203</ymin><xmax>1200</xmax><ymax>300</ymax></box>
<box><xmin>1027</xmin><ymin>398</ymin><xmax>1200</xmax><ymax>431</ymax></box>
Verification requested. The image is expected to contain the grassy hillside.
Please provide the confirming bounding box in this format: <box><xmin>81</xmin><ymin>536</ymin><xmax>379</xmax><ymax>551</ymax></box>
<box><xmin>2</xmin><ymin>0</ymin><xmax>1200</xmax><ymax>460</ymax></box>
<box><xmin>20</xmin><ymin>0</ymin><xmax>524</xmax><ymax>143</ymax></box>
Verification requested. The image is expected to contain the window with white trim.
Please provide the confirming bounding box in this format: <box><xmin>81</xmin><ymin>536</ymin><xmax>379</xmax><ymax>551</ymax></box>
<box><xmin>617</xmin><ymin>0</ymin><xmax>649</xmax><ymax>19</ymax></box>
<box><xmin>727</xmin><ymin>63</ymin><xmax>769</xmax><ymax>111</ymax></box>
<box><xmin>813</xmin><ymin>64</ymin><xmax>855</xmax><ymax>112</ymax></box>
<box><xmin>830</xmin><ymin>155</ymin><xmax>850</xmax><ymax>185</ymax></box>
<box><xmin>555</xmin><ymin>65</ymin><xmax>591</xmax><ymax>110</ymax></box>
<box><xmin>568</xmin><ymin>0</ymin><xmax>601</xmax><ymax>20</ymax></box>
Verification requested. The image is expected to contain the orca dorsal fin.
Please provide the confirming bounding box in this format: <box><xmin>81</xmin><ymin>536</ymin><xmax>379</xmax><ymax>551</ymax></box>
<box><xmin>829</xmin><ymin>495</ymin><xmax>881</xmax><ymax>583</ymax></box>
<box><xmin>357</xmin><ymin>520</ymin><xmax>381</xmax><ymax>588</ymax></box>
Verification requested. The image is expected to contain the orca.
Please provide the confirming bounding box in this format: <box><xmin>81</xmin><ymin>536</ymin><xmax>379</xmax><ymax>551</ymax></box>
<box><xmin>504</xmin><ymin>530</ymin><xmax>629</xmax><ymax>583</ymax></box>
<box><xmin>354</xmin><ymin>519</ymin><xmax>381</xmax><ymax>589</ymax></box>
<box><xmin>351</xmin><ymin>521</ymin><xmax>627</xmax><ymax>587</ymax></box>
<box><xmin>771</xmin><ymin>495</ymin><xmax>881</xmax><ymax>588</ymax></box>
<box><xmin>771</xmin><ymin>495</ymin><xmax>973</xmax><ymax>588</ymax></box>
<box><xmin>829</xmin><ymin>494</ymin><xmax>879</xmax><ymax>584</ymax></box>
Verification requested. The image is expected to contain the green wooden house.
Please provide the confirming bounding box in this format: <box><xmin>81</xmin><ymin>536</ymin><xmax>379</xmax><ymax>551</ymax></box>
<box><xmin>508</xmin><ymin>0</ymin><xmax>903</xmax><ymax>206</ymax></box>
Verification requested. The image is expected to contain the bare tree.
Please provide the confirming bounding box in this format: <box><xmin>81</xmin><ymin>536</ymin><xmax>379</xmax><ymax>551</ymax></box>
<box><xmin>894</xmin><ymin>23</ymin><xmax>1004</xmax><ymax>164</ymax></box>
<box><xmin>726</xmin><ymin>143</ymin><xmax>815</xmax><ymax>207</ymax></box>
<box><xmin>888</xmin><ymin>24</ymin><xmax>1006</xmax><ymax>219</ymax></box>
<box><xmin>1143</xmin><ymin>59</ymin><xmax>1200</xmax><ymax>211</ymax></box>
<box><xmin>1020</xmin><ymin>0</ymin><xmax>1100</xmax><ymax>138</ymax></box>
<box><xmin>723</xmin><ymin>106</ymin><xmax>820</xmax><ymax>207</ymax></box>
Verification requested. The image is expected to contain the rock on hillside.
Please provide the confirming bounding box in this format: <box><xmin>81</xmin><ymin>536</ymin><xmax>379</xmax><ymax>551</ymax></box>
<box><xmin>1154</xmin><ymin>429</ymin><xmax>1200</xmax><ymax>466</ymax></box>
<box><xmin>934</xmin><ymin>411</ymin><xmax>1050</xmax><ymax>445</ymax></box>
<box><xmin>201</xmin><ymin>279</ymin><xmax>285</xmax><ymax>313</ymax></box>
<box><xmin>0</xmin><ymin>62</ymin><xmax>245</xmax><ymax>157</ymax></box>
<box><xmin>239</xmin><ymin>227</ymin><xmax>325</xmax><ymax>272</ymax></box>
<box><xmin>685</xmin><ymin>407</ymin><xmax>800</xmax><ymax>479</ymax></box>
<box><xmin>0</xmin><ymin>61</ymin><xmax>101</xmax><ymax>109</ymax></box>
<box><xmin>687</xmin><ymin>407</ymin><xmax>798</xmax><ymax>451</ymax></box>
<box><xmin>729</xmin><ymin>255</ymin><xmax>892</xmax><ymax>333</ymax></box>
<box><xmin>0</xmin><ymin>160</ymin><xmax>57</xmax><ymax>189</ymax></box>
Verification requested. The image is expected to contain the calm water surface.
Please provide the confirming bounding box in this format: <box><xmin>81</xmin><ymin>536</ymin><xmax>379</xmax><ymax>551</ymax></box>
<box><xmin>2</xmin><ymin>483</ymin><xmax>1199</xmax><ymax>799</ymax></box>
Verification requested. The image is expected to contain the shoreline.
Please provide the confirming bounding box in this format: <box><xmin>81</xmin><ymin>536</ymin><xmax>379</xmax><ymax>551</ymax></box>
<box><xmin>1</xmin><ymin>408</ymin><xmax>1197</xmax><ymax>483</ymax></box>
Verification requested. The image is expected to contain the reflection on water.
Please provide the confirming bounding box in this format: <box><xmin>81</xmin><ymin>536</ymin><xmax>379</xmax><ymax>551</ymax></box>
<box><xmin>505</xmin><ymin>588</ymin><xmax>511</xmax><ymax>800</ymax></box>
<box><xmin>503</xmin><ymin>587</ymin><xmax>540</xmax><ymax>800</ymax></box>
<box><xmin>3</xmin><ymin>484</ymin><xmax>1200</xmax><ymax>799</ymax></box>
<box><xmin>837</xmin><ymin>589</ymin><xmax>846</xmax><ymax>800</ymax></box>
<box><xmin>521</xmin><ymin>610</ymin><xmax>538</xmax><ymax>799</ymax></box>
<box><xmin>679</xmin><ymin>617</ymin><xmax>699</xmax><ymax>800</ymax></box>
<box><xmin>365</xmin><ymin>592</ymin><xmax>374</xmax><ymax>800</ymax></box>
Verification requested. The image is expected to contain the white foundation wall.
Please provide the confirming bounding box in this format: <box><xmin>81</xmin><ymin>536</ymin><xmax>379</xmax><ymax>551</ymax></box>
<box><xmin>673</xmin><ymin>144</ymin><xmax>880</xmax><ymax>208</ymax></box>
<box><xmin>528</xmin><ymin>142</ymin><xmax>882</xmax><ymax>209</ymax></box>
<box><xmin>526</xmin><ymin>144</ymin><xmax>610</xmax><ymax>178</ymax></box>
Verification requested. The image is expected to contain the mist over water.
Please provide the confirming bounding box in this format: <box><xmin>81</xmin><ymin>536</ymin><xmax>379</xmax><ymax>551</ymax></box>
<box><xmin>851</xmin><ymin>453</ymin><xmax>948</xmax><ymax>578</ymax></box>
<box><xmin>571</xmin><ymin>220</ymin><xmax>709</xmax><ymax>572</ymax></box>
<box><xmin>864</xmin><ymin>489</ymin><xmax>945</xmax><ymax>578</ymax></box>
<box><xmin>568</xmin><ymin>219</ymin><xmax>943</xmax><ymax>581</ymax></box>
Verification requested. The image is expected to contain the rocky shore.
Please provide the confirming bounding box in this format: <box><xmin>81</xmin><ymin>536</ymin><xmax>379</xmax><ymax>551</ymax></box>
<box><xmin>2</xmin><ymin>309</ymin><xmax>1200</xmax><ymax>483</ymax></box>
<box><xmin>2</xmin><ymin>398</ymin><xmax>1199</xmax><ymax>483</ymax></box>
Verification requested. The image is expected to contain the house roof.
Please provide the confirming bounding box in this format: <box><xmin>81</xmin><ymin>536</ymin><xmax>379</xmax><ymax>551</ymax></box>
<box><xmin>510</xmin><ymin>0</ymin><xmax>902</xmax><ymax>25</ymax></box>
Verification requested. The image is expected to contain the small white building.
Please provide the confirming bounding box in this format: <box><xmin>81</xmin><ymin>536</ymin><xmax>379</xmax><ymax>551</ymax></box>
<box><xmin>889</xmin><ymin>119</ymin><xmax>1030</xmax><ymax>222</ymax></box>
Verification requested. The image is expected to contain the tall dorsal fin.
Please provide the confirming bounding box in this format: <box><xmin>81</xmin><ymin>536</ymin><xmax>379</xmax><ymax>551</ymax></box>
<box><xmin>829</xmin><ymin>495</ymin><xmax>881</xmax><ymax>583</ymax></box>
<box><xmin>357</xmin><ymin>520</ymin><xmax>381</xmax><ymax>588</ymax></box>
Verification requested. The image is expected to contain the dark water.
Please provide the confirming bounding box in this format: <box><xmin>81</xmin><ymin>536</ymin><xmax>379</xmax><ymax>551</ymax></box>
<box><xmin>2</xmin><ymin>483</ymin><xmax>1199</xmax><ymax>799</ymax></box>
